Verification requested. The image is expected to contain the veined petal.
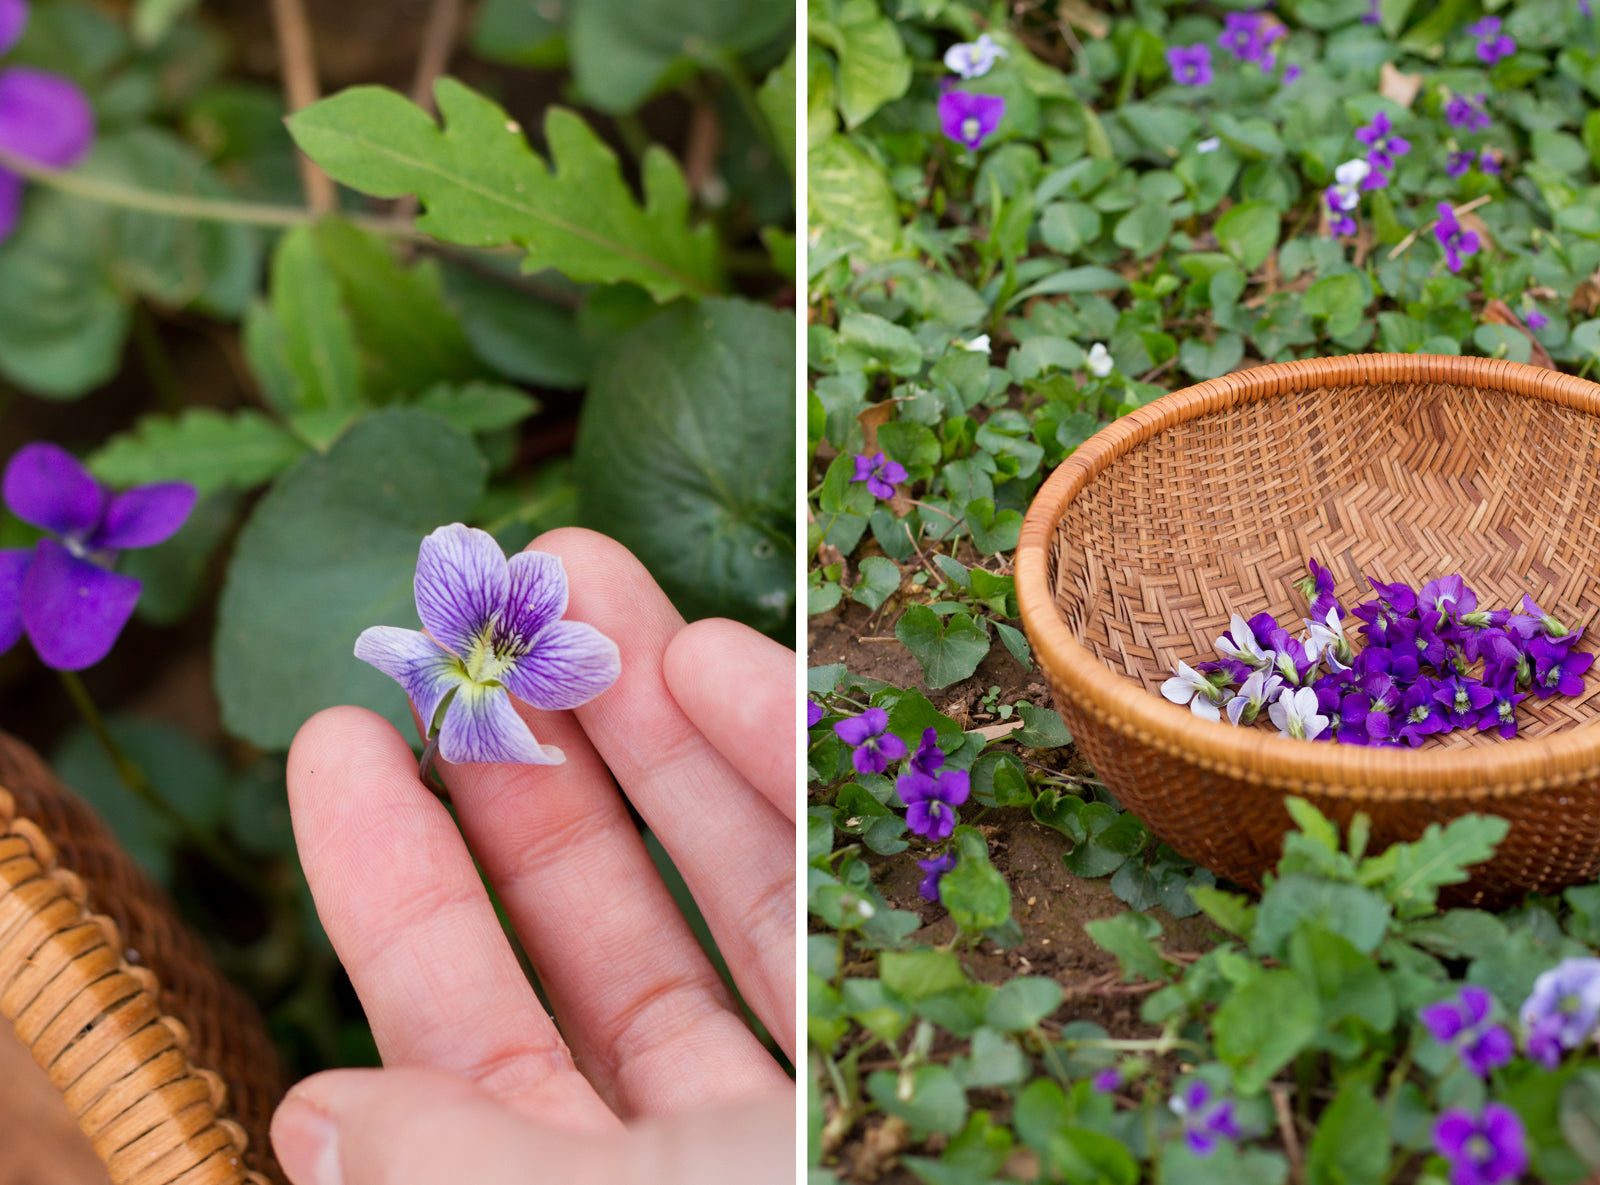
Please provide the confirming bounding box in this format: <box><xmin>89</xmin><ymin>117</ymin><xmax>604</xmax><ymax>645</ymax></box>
<box><xmin>501</xmin><ymin>619</ymin><xmax>621</xmax><ymax>711</ymax></box>
<box><xmin>496</xmin><ymin>549</ymin><xmax>568</xmax><ymax>652</ymax></box>
<box><xmin>20</xmin><ymin>538</ymin><xmax>139</xmax><ymax>669</ymax></box>
<box><xmin>354</xmin><ymin>626</ymin><xmax>463</xmax><ymax>730</ymax></box>
<box><xmin>94</xmin><ymin>482</ymin><xmax>197</xmax><ymax>550</ymax></box>
<box><xmin>3</xmin><ymin>442</ymin><xmax>104</xmax><ymax>537</ymax></box>
<box><xmin>0</xmin><ymin>0</ymin><xmax>26</xmax><ymax>58</ymax></box>
<box><xmin>0</xmin><ymin>68</ymin><xmax>94</xmax><ymax>169</ymax></box>
<box><xmin>437</xmin><ymin>680</ymin><xmax>564</xmax><ymax>765</ymax></box>
<box><xmin>0</xmin><ymin>546</ymin><xmax>29</xmax><ymax>653</ymax></box>
<box><xmin>413</xmin><ymin>523</ymin><xmax>508</xmax><ymax>658</ymax></box>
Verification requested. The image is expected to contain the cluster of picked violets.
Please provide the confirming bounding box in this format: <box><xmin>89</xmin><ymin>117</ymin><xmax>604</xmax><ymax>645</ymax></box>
<box><xmin>1161</xmin><ymin>559</ymin><xmax>1594</xmax><ymax>746</ymax></box>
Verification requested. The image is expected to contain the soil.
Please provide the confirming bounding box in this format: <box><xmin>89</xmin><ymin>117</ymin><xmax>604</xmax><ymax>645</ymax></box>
<box><xmin>809</xmin><ymin>598</ymin><xmax>1225</xmax><ymax>1184</ymax></box>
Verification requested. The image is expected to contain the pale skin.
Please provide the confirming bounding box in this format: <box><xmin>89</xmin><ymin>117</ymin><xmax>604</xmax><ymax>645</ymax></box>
<box><xmin>273</xmin><ymin>528</ymin><xmax>796</xmax><ymax>1185</ymax></box>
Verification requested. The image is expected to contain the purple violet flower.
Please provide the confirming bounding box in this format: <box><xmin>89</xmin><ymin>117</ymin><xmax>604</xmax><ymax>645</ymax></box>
<box><xmin>1169</xmin><ymin>1080</ymin><xmax>1242</xmax><ymax>1157</ymax></box>
<box><xmin>354</xmin><ymin>524</ymin><xmax>621</xmax><ymax>766</ymax></box>
<box><xmin>917</xmin><ymin>851</ymin><xmax>958</xmax><ymax>902</ymax></box>
<box><xmin>1295</xmin><ymin>558</ymin><xmax>1345</xmax><ymax>623</ymax></box>
<box><xmin>1217</xmin><ymin>11</ymin><xmax>1286</xmax><ymax>70</ymax></box>
<box><xmin>1525</xmin><ymin>308</ymin><xmax>1549</xmax><ymax>331</ymax></box>
<box><xmin>0</xmin><ymin>443</ymin><xmax>195</xmax><ymax>670</ymax></box>
<box><xmin>1520</xmin><ymin>957</ymin><xmax>1600</xmax><ymax>1069</ymax></box>
<box><xmin>1355</xmin><ymin>112</ymin><xmax>1410</xmax><ymax>187</ymax></box>
<box><xmin>1282</xmin><ymin>63</ymin><xmax>1302</xmax><ymax>84</ymax></box>
<box><xmin>833</xmin><ymin>706</ymin><xmax>907</xmax><ymax>775</ymax></box>
<box><xmin>1166</xmin><ymin>43</ymin><xmax>1214</xmax><ymax>87</ymax></box>
<box><xmin>1361</xmin><ymin>0</ymin><xmax>1380</xmax><ymax>22</ymax></box>
<box><xmin>1434</xmin><ymin>673</ymin><xmax>1495</xmax><ymax>730</ymax></box>
<box><xmin>1092</xmin><ymin>1066</ymin><xmax>1122</xmax><ymax>1092</ymax></box>
<box><xmin>943</xmin><ymin>33</ymin><xmax>1007</xmax><ymax>80</ymax></box>
<box><xmin>807</xmin><ymin>700</ymin><xmax>825</xmax><ymax>728</ymax></box>
<box><xmin>1397</xmin><ymin>677</ymin><xmax>1448</xmax><ymax>747</ymax></box>
<box><xmin>1446</xmin><ymin>150</ymin><xmax>1477</xmax><ymax>179</ymax></box>
<box><xmin>1509</xmin><ymin>594</ymin><xmax>1569</xmax><ymax>640</ymax></box>
<box><xmin>1478</xmin><ymin>150</ymin><xmax>1503</xmax><ymax>175</ymax></box>
<box><xmin>1419</xmin><ymin>986</ymin><xmax>1515</xmax><ymax>1077</ymax></box>
<box><xmin>897</xmin><ymin>763</ymin><xmax>970</xmax><ymax>840</ymax></box>
<box><xmin>1420</xmin><ymin>574</ymin><xmax>1476</xmax><ymax>622</ymax></box>
<box><xmin>1528</xmin><ymin>635</ymin><xmax>1593</xmax><ymax>697</ymax></box>
<box><xmin>1476</xmin><ymin>680</ymin><xmax>1525</xmax><ymax>739</ymax></box>
<box><xmin>1446</xmin><ymin>93</ymin><xmax>1491</xmax><ymax>133</ymax></box>
<box><xmin>0</xmin><ymin>0</ymin><xmax>95</xmax><ymax>242</ymax></box>
<box><xmin>908</xmin><ymin>726</ymin><xmax>945</xmax><ymax>776</ymax></box>
<box><xmin>851</xmin><ymin>452</ymin><xmax>907</xmax><ymax>500</ymax></box>
<box><xmin>1433</xmin><ymin>1103</ymin><xmax>1527</xmax><ymax>1185</ymax></box>
<box><xmin>1434</xmin><ymin>203</ymin><xmax>1480</xmax><ymax>273</ymax></box>
<box><xmin>938</xmin><ymin>90</ymin><xmax>1006</xmax><ymax>149</ymax></box>
<box><xmin>1467</xmin><ymin>15</ymin><xmax>1517</xmax><ymax>65</ymax></box>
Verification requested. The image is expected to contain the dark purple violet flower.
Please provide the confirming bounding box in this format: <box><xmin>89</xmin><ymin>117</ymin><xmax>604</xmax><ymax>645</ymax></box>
<box><xmin>1352</xmin><ymin>644</ymin><xmax>1420</xmax><ymax>684</ymax></box>
<box><xmin>1508</xmin><ymin>594</ymin><xmax>1569</xmax><ymax>641</ymax></box>
<box><xmin>0</xmin><ymin>61</ymin><xmax>95</xmax><ymax>241</ymax></box>
<box><xmin>1398</xmin><ymin>677</ymin><xmax>1448</xmax><ymax>747</ymax></box>
<box><xmin>1419</xmin><ymin>986</ymin><xmax>1515</xmax><ymax>1077</ymax></box>
<box><xmin>1467</xmin><ymin>15</ymin><xmax>1517</xmax><ymax>65</ymax></box>
<box><xmin>1478</xmin><ymin>150</ymin><xmax>1503</xmax><ymax>175</ymax></box>
<box><xmin>1520</xmin><ymin>957</ymin><xmax>1600</xmax><ymax>1069</ymax></box>
<box><xmin>807</xmin><ymin>699</ymin><xmax>825</xmax><ymax>728</ymax></box>
<box><xmin>1433</xmin><ymin>1103</ymin><xmax>1527</xmax><ymax>1185</ymax></box>
<box><xmin>938</xmin><ymin>90</ymin><xmax>1006</xmax><ymax>149</ymax></box>
<box><xmin>1168</xmin><ymin>1080</ymin><xmax>1242</xmax><ymax>1157</ymax></box>
<box><xmin>1525</xmin><ymin>308</ymin><xmax>1549</xmax><ymax>331</ymax></box>
<box><xmin>1361</xmin><ymin>0</ymin><xmax>1380</xmax><ymax>22</ymax></box>
<box><xmin>1282</xmin><ymin>64</ymin><xmax>1302</xmax><ymax>84</ymax></box>
<box><xmin>1476</xmin><ymin>681</ymin><xmax>1525</xmax><ymax>739</ymax></box>
<box><xmin>851</xmin><ymin>452</ymin><xmax>907</xmax><ymax>500</ymax></box>
<box><xmin>1166</xmin><ymin>43</ymin><xmax>1213</xmax><ymax>87</ymax></box>
<box><xmin>1446</xmin><ymin>150</ymin><xmax>1477</xmax><ymax>179</ymax></box>
<box><xmin>1434</xmin><ymin>203</ymin><xmax>1480</xmax><ymax>273</ymax></box>
<box><xmin>897</xmin><ymin>764</ymin><xmax>970</xmax><ymax>840</ymax></box>
<box><xmin>1355</xmin><ymin>112</ymin><xmax>1410</xmax><ymax>186</ymax></box>
<box><xmin>1480</xmin><ymin>631</ymin><xmax>1533</xmax><ymax>693</ymax></box>
<box><xmin>834</xmin><ymin>706</ymin><xmax>908</xmax><ymax>775</ymax></box>
<box><xmin>354</xmin><ymin>524</ymin><xmax>620</xmax><ymax>765</ymax></box>
<box><xmin>908</xmin><ymin>726</ymin><xmax>945</xmax><ymax>776</ymax></box>
<box><xmin>1296</xmin><ymin>557</ymin><xmax>1344</xmax><ymax>623</ymax></box>
<box><xmin>1456</xmin><ymin>608</ymin><xmax>1510</xmax><ymax>661</ymax></box>
<box><xmin>1420</xmin><ymin>574</ymin><xmax>1475</xmax><ymax>622</ymax></box>
<box><xmin>0</xmin><ymin>443</ymin><xmax>195</xmax><ymax>671</ymax></box>
<box><xmin>1092</xmin><ymin>1066</ymin><xmax>1122</xmax><ymax>1092</ymax></box>
<box><xmin>1390</xmin><ymin>615</ymin><xmax>1451</xmax><ymax>669</ymax></box>
<box><xmin>1528</xmin><ymin>635</ymin><xmax>1593</xmax><ymax>698</ymax></box>
<box><xmin>1217</xmin><ymin>11</ymin><xmax>1285</xmax><ymax>70</ymax></box>
<box><xmin>917</xmin><ymin>851</ymin><xmax>958</xmax><ymax>902</ymax></box>
<box><xmin>1349</xmin><ymin>672</ymin><xmax>1403</xmax><ymax>744</ymax></box>
<box><xmin>1446</xmin><ymin>93</ymin><xmax>1492</xmax><ymax>133</ymax></box>
<box><xmin>1435</xmin><ymin>674</ymin><xmax>1494</xmax><ymax>730</ymax></box>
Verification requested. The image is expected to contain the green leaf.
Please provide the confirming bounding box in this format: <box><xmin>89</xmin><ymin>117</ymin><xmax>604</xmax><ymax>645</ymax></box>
<box><xmin>1305</xmin><ymin>1079</ymin><xmax>1390</xmax><ymax>1185</ymax></box>
<box><xmin>1014</xmin><ymin>702</ymin><xmax>1071</xmax><ymax>747</ymax></box>
<box><xmin>866</xmin><ymin>1066</ymin><xmax>968</xmax><ymax>1136</ymax></box>
<box><xmin>1047</xmin><ymin>1128</ymin><xmax>1140</xmax><ymax>1185</ymax></box>
<box><xmin>1009</xmin><ymin>266</ymin><xmax>1127</xmax><ymax>307</ymax></box>
<box><xmin>287</xmin><ymin>80</ymin><xmax>723</xmax><ymax>302</ymax></box>
<box><xmin>1358</xmin><ymin>815</ymin><xmax>1509</xmax><ymax>918</ymax></box>
<box><xmin>245</xmin><ymin>225</ymin><xmax>364</xmax><ymax>419</ymax></box>
<box><xmin>896</xmin><ymin>604</ymin><xmax>989</xmax><ymax>688</ymax></box>
<box><xmin>309</xmin><ymin>218</ymin><xmax>485</xmax><ymax>398</ymax></box>
<box><xmin>1190</xmin><ymin>886</ymin><xmax>1257</xmax><ymax>938</ymax></box>
<box><xmin>1113</xmin><ymin>203</ymin><xmax>1173</xmax><ymax>259</ymax></box>
<box><xmin>838</xmin><ymin>312</ymin><xmax>922</xmax><ymax>375</ymax></box>
<box><xmin>574</xmin><ymin>297</ymin><xmax>794</xmax><ymax>635</ymax></box>
<box><xmin>1085</xmin><ymin>911</ymin><xmax>1174</xmax><ymax>982</ymax></box>
<box><xmin>807</xmin><ymin>134</ymin><xmax>900</xmax><ymax>261</ymax></box>
<box><xmin>1560</xmin><ymin>1070</ymin><xmax>1600</xmax><ymax>1171</ymax></box>
<box><xmin>758</xmin><ymin>48</ymin><xmax>797</xmax><ymax>178</ymax></box>
<box><xmin>852</xmin><ymin>555</ymin><xmax>901</xmax><ymax>611</ymax></box>
<box><xmin>469</xmin><ymin>0</ymin><xmax>567</xmax><ymax>67</ymax></box>
<box><xmin>214</xmin><ymin>409</ymin><xmax>487</xmax><ymax>749</ymax></box>
<box><xmin>444</xmin><ymin>267</ymin><xmax>592</xmax><ymax>391</ymax></box>
<box><xmin>415</xmin><ymin>382</ymin><xmax>540</xmax><ymax>434</ymax></box>
<box><xmin>985</xmin><ymin>977</ymin><xmax>1064</xmax><ymax>1032</ymax></box>
<box><xmin>964</xmin><ymin>498</ymin><xmax>1023</xmax><ymax>556</ymax></box>
<box><xmin>568</xmin><ymin>0</ymin><xmax>791</xmax><ymax>114</ymax></box>
<box><xmin>1063</xmin><ymin>807</ymin><xmax>1145</xmax><ymax>877</ymax></box>
<box><xmin>880</xmin><ymin>949</ymin><xmax>968</xmax><ymax>999</ymax></box>
<box><xmin>1254</xmin><ymin>874</ymin><xmax>1392</xmax><ymax>958</ymax></box>
<box><xmin>1213</xmin><ymin>968</ymin><xmax>1321</xmax><ymax>1095</ymax></box>
<box><xmin>942</xmin><ymin>844</ymin><xmax>1012</xmax><ymax>934</ymax></box>
<box><xmin>1212</xmin><ymin>202</ymin><xmax>1281</xmax><ymax>273</ymax></box>
<box><xmin>1178</xmin><ymin>333</ymin><xmax>1244</xmax><ymax>381</ymax></box>
<box><xmin>1288</xmin><ymin>924</ymin><xmax>1396</xmax><ymax>1035</ymax></box>
<box><xmin>88</xmin><ymin>408</ymin><xmax>308</xmax><ymax>499</ymax></box>
<box><xmin>1302</xmin><ymin>273</ymin><xmax>1369</xmax><ymax>338</ymax></box>
<box><xmin>825</xmin><ymin>0</ymin><xmax>912</xmax><ymax>129</ymax></box>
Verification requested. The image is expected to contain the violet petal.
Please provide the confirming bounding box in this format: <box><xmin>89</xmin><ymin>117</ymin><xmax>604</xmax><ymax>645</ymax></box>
<box><xmin>353</xmin><ymin>625</ymin><xmax>463</xmax><ymax>731</ymax></box>
<box><xmin>3</xmin><ymin>442</ymin><xmax>104</xmax><ymax>537</ymax></box>
<box><xmin>94</xmin><ymin>482</ymin><xmax>196</xmax><ymax>550</ymax></box>
<box><xmin>0</xmin><ymin>67</ymin><xmax>94</xmax><ymax>169</ymax></box>
<box><xmin>0</xmin><ymin>0</ymin><xmax>26</xmax><ymax>57</ymax></box>
<box><xmin>496</xmin><ymin>549</ymin><xmax>568</xmax><ymax>647</ymax></box>
<box><xmin>0</xmin><ymin>546</ymin><xmax>28</xmax><ymax>653</ymax></box>
<box><xmin>20</xmin><ymin>537</ymin><xmax>139</xmax><ymax>669</ymax></box>
<box><xmin>436</xmin><ymin>679</ymin><xmax>564</xmax><ymax>765</ymax></box>
<box><xmin>413</xmin><ymin>523</ymin><xmax>508</xmax><ymax>659</ymax></box>
<box><xmin>500</xmin><ymin>619</ymin><xmax>621</xmax><ymax>711</ymax></box>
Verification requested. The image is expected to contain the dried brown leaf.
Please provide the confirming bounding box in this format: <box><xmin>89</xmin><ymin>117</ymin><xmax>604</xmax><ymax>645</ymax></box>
<box><xmin>1379</xmin><ymin>62</ymin><xmax>1424</xmax><ymax>108</ymax></box>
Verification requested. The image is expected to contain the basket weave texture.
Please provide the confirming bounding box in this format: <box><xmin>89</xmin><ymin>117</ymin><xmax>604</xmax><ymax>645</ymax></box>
<box><xmin>1016</xmin><ymin>354</ymin><xmax>1600</xmax><ymax>903</ymax></box>
<box><xmin>0</xmin><ymin>731</ymin><xmax>285</xmax><ymax>1184</ymax></box>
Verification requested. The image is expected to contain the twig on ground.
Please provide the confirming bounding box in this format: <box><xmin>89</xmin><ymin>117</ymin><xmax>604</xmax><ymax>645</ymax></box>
<box><xmin>394</xmin><ymin>0</ymin><xmax>465</xmax><ymax>230</ymax></box>
<box><xmin>1272</xmin><ymin>1086</ymin><xmax>1304</xmax><ymax>1184</ymax></box>
<box><xmin>269</xmin><ymin>0</ymin><xmax>336</xmax><ymax>213</ymax></box>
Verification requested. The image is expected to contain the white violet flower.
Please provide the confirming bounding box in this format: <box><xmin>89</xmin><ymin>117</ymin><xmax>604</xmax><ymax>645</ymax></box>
<box><xmin>1226</xmin><ymin>669</ymin><xmax>1285</xmax><ymax>727</ymax></box>
<box><xmin>1268</xmin><ymin>686</ymin><xmax>1329</xmax><ymax>741</ymax></box>
<box><xmin>1161</xmin><ymin>661</ymin><xmax>1226</xmax><ymax>722</ymax></box>
<box><xmin>1305</xmin><ymin>608</ymin><xmax>1353</xmax><ymax>671</ymax></box>
<box><xmin>960</xmin><ymin>333</ymin><xmax>991</xmax><ymax>353</ymax></box>
<box><xmin>944</xmin><ymin>33</ymin><xmax>1008</xmax><ymax>79</ymax></box>
<box><xmin>1215</xmin><ymin>613</ymin><xmax>1274</xmax><ymax>671</ymax></box>
<box><xmin>1087</xmin><ymin>342</ymin><xmax>1114</xmax><ymax>378</ymax></box>
<box><xmin>1327</xmin><ymin>158</ymin><xmax>1370</xmax><ymax>212</ymax></box>
<box><xmin>1196</xmin><ymin>136</ymin><xmax>1222</xmax><ymax>154</ymax></box>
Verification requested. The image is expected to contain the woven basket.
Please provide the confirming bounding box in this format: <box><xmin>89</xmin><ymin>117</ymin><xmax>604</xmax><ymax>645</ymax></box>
<box><xmin>0</xmin><ymin>731</ymin><xmax>285</xmax><ymax>1184</ymax></box>
<box><xmin>1016</xmin><ymin>354</ymin><xmax>1600</xmax><ymax>904</ymax></box>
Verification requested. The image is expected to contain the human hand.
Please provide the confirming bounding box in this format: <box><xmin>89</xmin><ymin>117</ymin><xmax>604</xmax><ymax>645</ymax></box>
<box><xmin>272</xmin><ymin>528</ymin><xmax>795</xmax><ymax>1184</ymax></box>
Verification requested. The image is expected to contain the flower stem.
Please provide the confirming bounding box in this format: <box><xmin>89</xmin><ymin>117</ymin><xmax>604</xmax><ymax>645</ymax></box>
<box><xmin>56</xmin><ymin>670</ymin><xmax>259</xmax><ymax>888</ymax></box>
<box><xmin>0</xmin><ymin>147</ymin><xmax>419</xmax><ymax>236</ymax></box>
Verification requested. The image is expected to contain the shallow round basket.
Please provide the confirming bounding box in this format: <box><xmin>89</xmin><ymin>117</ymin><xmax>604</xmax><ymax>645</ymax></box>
<box><xmin>0</xmin><ymin>731</ymin><xmax>285</xmax><ymax>1184</ymax></box>
<box><xmin>1016</xmin><ymin>354</ymin><xmax>1600</xmax><ymax>905</ymax></box>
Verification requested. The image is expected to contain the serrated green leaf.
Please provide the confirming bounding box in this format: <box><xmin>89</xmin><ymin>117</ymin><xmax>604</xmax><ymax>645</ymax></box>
<box><xmin>1358</xmin><ymin>815</ymin><xmax>1509</xmax><ymax>918</ymax></box>
<box><xmin>1254</xmin><ymin>874</ymin><xmax>1392</xmax><ymax>958</ymax></box>
<box><xmin>896</xmin><ymin>604</ymin><xmax>989</xmax><ymax>688</ymax></box>
<box><xmin>88</xmin><ymin>408</ymin><xmax>307</xmax><ymax>499</ymax></box>
<box><xmin>247</xmin><ymin>225</ymin><xmax>364</xmax><ymax>417</ymax></box>
<box><xmin>1305</xmin><ymin>1079</ymin><xmax>1390</xmax><ymax>1185</ymax></box>
<box><xmin>214</xmin><ymin>409</ymin><xmax>487</xmax><ymax>749</ymax></box>
<box><xmin>287</xmin><ymin>80</ymin><xmax>723</xmax><ymax>301</ymax></box>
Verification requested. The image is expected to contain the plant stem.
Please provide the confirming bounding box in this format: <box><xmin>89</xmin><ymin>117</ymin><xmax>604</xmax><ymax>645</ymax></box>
<box><xmin>0</xmin><ymin>147</ymin><xmax>418</xmax><ymax>235</ymax></box>
<box><xmin>57</xmin><ymin>670</ymin><xmax>259</xmax><ymax>889</ymax></box>
<box><xmin>269</xmin><ymin>0</ymin><xmax>337</xmax><ymax>213</ymax></box>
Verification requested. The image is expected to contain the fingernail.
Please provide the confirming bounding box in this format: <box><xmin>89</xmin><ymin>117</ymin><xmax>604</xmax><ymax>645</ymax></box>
<box><xmin>273</xmin><ymin>1098</ymin><xmax>343</xmax><ymax>1185</ymax></box>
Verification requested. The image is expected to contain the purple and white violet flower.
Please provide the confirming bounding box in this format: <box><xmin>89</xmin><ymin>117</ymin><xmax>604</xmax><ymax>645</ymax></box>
<box><xmin>1354</xmin><ymin>112</ymin><xmax>1410</xmax><ymax>188</ymax></box>
<box><xmin>1168</xmin><ymin>1080</ymin><xmax>1242</xmax><ymax>1157</ymax></box>
<box><xmin>0</xmin><ymin>443</ymin><xmax>195</xmax><ymax>670</ymax></box>
<box><xmin>1324</xmin><ymin>158</ymin><xmax>1370</xmax><ymax>237</ymax></box>
<box><xmin>1467</xmin><ymin>15</ymin><xmax>1517</xmax><ymax>65</ymax></box>
<box><xmin>938</xmin><ymin>90</ymin><xmax>1005</xmax><ymax>149</ymax></box>
<box><xmin>944</xmin><ymin>33</ymin><xmax>1007</xmax><ymax>79</ymax></box>
<box><xmin>354</xmin><ymin>523</ymin><xmax>621</xmax><ymax>767</ymax></box>
<box><xmin>1520</xmin><ymin>957</ymin><xmax>1600</xmax><ymax>1068</ymax></box>
<box><xmin>1166</xmin><ymin>43</ymin><xmax>1214</xmax><ymax>87</ymax></box>
<box><xmin>1161</xmin><ymin>661</ymin><xmax>1228</xmax><ymax>722</ymax></box>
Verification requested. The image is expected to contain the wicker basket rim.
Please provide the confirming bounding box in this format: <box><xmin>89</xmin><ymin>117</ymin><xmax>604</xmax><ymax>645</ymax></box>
<box><xmin>1015</xmin><ymin>352</ymin><xmax>1600</xmax><ymax>799</ymax></box>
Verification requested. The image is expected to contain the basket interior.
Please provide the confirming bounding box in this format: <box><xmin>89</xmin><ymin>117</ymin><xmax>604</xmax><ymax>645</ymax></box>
<box><xmin>1047</xmin><ymin>377</ymin><xmax>1600</xmax><ymax>748</ymax></box>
